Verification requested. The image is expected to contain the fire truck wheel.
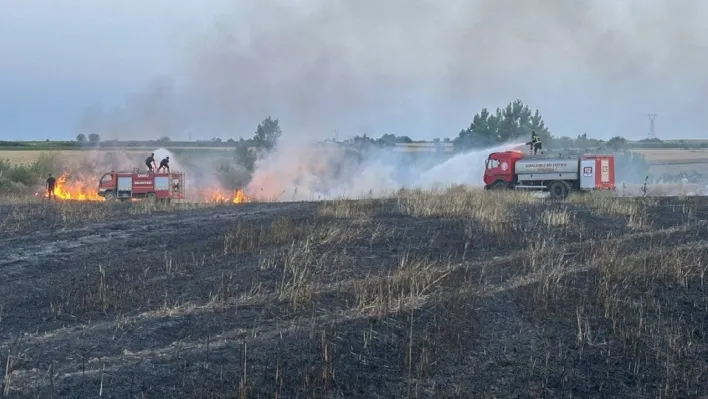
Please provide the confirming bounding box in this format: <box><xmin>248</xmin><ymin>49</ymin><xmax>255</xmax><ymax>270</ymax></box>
<box><xmin>548</xmin><ymin>181</ymin><xmax>569</xmax><ymax>200</ymax></box>
<box><xmin>104</xmin><ymin>192</ymin><xmax>116</xmax><ymax>201</ymax></box>
<box><xmin>491</xmin><ymin>180</ymin><xmax>508</xmax><ymax>190</ymax></box>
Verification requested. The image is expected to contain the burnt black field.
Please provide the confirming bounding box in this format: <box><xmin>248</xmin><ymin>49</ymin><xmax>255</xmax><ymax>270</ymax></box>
<box><xmin>1</xmin><ymin>193</ymin><xmax>708</xmax><ymax>398</ymax></box>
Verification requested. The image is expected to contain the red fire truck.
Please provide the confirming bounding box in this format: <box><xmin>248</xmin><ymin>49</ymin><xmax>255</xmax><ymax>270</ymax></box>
<box><xmin>483</xmin><ymin>150</ymin><xmax>615</xmax><ymax>199</ymax></box>
<box><xmin>97</xmin><ymin>169</ymin><xmax>185</xmax><ymax>202</ymax></box>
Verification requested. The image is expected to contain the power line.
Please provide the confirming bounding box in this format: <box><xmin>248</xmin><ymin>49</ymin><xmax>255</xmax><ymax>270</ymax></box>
<box><xmin>648</xmin><ymin>113</ymin><xmax>657</xmax><ymax>139</ymax></box>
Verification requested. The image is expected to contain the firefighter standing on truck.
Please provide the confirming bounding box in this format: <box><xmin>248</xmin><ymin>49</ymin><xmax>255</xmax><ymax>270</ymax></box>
<box><xmin>530</xmin><ymin>131</ymin><xmax>542</xmax><ymax>155</ymax></box>
<box><xmin>145</xmin><ymin>153</ymin><xmax>156</xmax><ymax>173</ymax></box>
<box><xmin>46</xmin><ymin>173</ymin><xmax>56</xmax><ymax>200</ymax></box>
<box><xmin>157</xmin><ymin>156</ymin><xmax>170</xmax><ymax>172</ymax></box>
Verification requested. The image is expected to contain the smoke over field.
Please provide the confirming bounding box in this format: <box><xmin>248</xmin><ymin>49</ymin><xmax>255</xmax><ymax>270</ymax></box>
<box><xmin>245</xmin><ymin>140</ymin><xmax>529</xmax><ymax>201</ymax></box>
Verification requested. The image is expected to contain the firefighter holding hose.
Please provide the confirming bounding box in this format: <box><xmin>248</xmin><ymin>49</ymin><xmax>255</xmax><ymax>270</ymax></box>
<box><xmin>157</xmin><ymin>156</ymin><xmax>170</xmax><ymax>172</ymax></box>
<box><xmin>145</xmin><ymin>153</ymin><xmax>156</xmax><ymax>173</ymax></box>
<box><xmin>527</xmin><ymin>131</ymin><xmax>542</xmax><ymax>155</ymax></box>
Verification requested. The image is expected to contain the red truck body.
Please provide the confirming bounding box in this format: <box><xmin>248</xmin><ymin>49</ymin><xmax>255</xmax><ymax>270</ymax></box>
<box><xmin>97</xmin><ymin>169</ymin><xmax>185</xmax><ymax>201</ymax></box>
<box><xmin>483</xmin><ymin>150</ymin><xmax>615</xmax><ymax>199</ymax></box>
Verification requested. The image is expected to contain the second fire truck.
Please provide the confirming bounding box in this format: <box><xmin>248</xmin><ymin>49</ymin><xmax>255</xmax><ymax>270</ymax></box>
<box><xmin>97</xmin><ymin>169</ymin><xmax>185</xmax><ymax>202</ymax></box>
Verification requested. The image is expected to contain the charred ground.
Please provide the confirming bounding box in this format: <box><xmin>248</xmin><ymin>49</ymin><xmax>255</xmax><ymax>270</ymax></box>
<box><xmin>1</xmin><ymin>188</ymin><xmax>708</xmax><ymax>398</ymax></box>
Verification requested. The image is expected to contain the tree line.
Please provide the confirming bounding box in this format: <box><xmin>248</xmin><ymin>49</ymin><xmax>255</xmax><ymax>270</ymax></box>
<box><xmin>69</xmin><ymin>99</ymin><xmax>691</xmax><ymax>154</ymax></box>
<box><xmin>64</xmin><ymin>99</ymin><xmax>696</xmax><ymax>180</ymax></box>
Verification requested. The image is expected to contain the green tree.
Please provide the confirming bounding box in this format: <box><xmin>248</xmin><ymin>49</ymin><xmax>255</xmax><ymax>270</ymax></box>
<box><xmin>574</xmin><ymin>132</ymin><xmax>604</xmax><ymax>148</ymax></box>
<box><xmin>606</xmin><ymin>136</ymin><xmax>628</xmax><ymax>150</ymax></box>
<box><xmin>234</xmin><ymin>139</ymin><xmax>256</xmax><ymax>172</ymax></box>
<box><xmin>346</xmin><ymin>133</ymin><xmax>377</xmax><ymax>149</ymax></box>
<box><xmin>376</xmin><ymin>133</ymin><xmax>413</xmax><ymax>146</ymax></box>
<box><xmin>454</xmin><ymin>100</ymin><xmax>551</xmax><ymax>151</ymax></box>
<box><xmin>377</xmin><ymin>133</ymin><xmax>397</xmax><ymax>146</ymax></box>
<box><xmin>76</xmin><ymin>133</ymin><xmax>86</xmax><ymax>143</ymax></box>
<box><xmin>233</xmin><ymin>116</ymin><xmax>283</xmax><ymax>171</ymax></box>
<box><xmin>88</xmin><ymin>133</ymin><xmax>101</xmax><ymax>144</ymax></box>
<box><xmin>253</xmin><ymin>116</ymin><xmax>282</xmax><ymax>151</ymax></box>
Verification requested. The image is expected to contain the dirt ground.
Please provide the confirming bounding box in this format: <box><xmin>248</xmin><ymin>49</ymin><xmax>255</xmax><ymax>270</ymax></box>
<box><xmin>2</xmin><ymin>189</ymin><xmax>708</xmax><ymax>398</ymax></box>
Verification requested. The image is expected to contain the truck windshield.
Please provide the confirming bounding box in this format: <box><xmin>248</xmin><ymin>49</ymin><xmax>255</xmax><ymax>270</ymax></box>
<box><xmin>486</xmin><ymin>158</ymin><xmax>499</xmax><ymax>169</ymax></box>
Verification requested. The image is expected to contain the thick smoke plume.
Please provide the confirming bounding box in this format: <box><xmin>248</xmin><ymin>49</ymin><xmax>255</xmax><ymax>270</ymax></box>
<box><xmin>179</xmin><ymin>0</ymin><xmax>708</xmax><ymax>139</ymax></box>
<box><xmin>245</xmin><ymin>139</ymin><xmax>528</xmax><ymax>201</ymax></box>
<box><xmin>86</xmin><ymin>0</ymin><xmax>708</xmax><ymax>140</ymax></box>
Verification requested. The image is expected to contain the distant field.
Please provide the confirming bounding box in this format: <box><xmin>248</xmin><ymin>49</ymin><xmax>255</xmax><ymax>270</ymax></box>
<box><xmin>650</xmin><ymin>162</ymin><xmax>708</xmax><ymax>174</ymax></box>
<box><xmin>3</xmin><ymin>147</ymin><xmax>708</xmax><ymax>168</ymax></box>
<box><xmin>0</xmin><ymin>150</ymin><xmax>86</xmax><ymax>165</ymax></box>
<box><xmin>0</xmin><ymin>148</ymin><xmax>235</xmax><ymax>165</ymax></box>
<box><xmin>634</xmin><ymin>148</ymin><xmax>708</xmax><ymax>164</ymax></box>
<box><xmin>0</xmin><ymin>150</ymin><xmax>144</xmax><ymax>165</ymax></box>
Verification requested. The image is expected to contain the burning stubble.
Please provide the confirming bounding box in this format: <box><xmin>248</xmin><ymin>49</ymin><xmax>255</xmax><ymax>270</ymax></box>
<box><xmin>38</xmin><ymin>148</ymin><xmax>250</xmax><ymax>203</ymax></box>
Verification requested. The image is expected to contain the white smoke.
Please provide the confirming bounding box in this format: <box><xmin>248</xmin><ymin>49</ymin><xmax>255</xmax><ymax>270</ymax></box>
<box><xmin>152</xmin><ymin>148</ymin><xmax>179</xmax><ymax>171</ymax></box>
<box><xmin>244</xmin><ymin>139</ymin><xmax>529</xmax><ymax>201</ymax></box>
<box><xmin>152</xmin><ymin>147</ymin><xmax>246</xmax><ymax>201</ymax></box>
<box><xmin>414</xmin><ymin>142</ymin><xmax>528</xmax><ymax>188</ymax></box>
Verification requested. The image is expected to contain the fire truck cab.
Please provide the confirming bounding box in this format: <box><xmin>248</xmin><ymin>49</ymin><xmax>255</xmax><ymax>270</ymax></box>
<box><xmin>97</xmin><ymin>169</ymin><xmax>185</xmax><ymax>202</ymax></box>
<box><xmin>484</xmin><ymin>150</ymin><xmax>527</xmax><ymax>188</ymax></box>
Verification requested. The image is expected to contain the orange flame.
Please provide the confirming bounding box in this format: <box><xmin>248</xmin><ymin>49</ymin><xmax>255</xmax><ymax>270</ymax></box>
<box><xmin>232</xmin><ymin>189</ymin><xmax>249</xmax><ymax>204</ymax></box>
<box><xmin>208</xmin><ymin>192</ymin><xmax>229</xmax><ymax>203</ymax></box>
<box><xmin>42</xmin><ymin>172</ymin><xmax>104</xmax><ymax>201</ymax></box>
<box><xmin>203</xmin><ymin>189</ymin><xmax>250</xmax><ymax>204</ymax></box>
<box><xmin>38</xmin><ymin>172</ymin><xmax>252</xmax><ymax>204</ymax></box>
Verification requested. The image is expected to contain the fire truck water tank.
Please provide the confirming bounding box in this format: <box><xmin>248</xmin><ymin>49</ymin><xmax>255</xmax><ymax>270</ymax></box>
<box><xmin>514</xmin><ymin>158</ymin><xmax>578</xmax><ymax>175</ymax></box>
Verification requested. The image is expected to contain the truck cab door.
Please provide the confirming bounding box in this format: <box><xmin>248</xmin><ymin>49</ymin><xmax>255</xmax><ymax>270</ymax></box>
<box><xmin>98</xmin><ymin>173</ymin><xmax>113</xmax><ymax>187</ymax></box>
<box><xmin>486</xmin><ymin>155</ymin><xmax>511</xmax><ymax>176</ymax></box>
<box><xmin>484</xmin><ymin>156</ymin><xmax>501</xmax><ymax>185</ymax></box>
<box><xmin>98</xmin><ymin>173</ymin><xmax>114</xmax><ymax>194</ymax></box>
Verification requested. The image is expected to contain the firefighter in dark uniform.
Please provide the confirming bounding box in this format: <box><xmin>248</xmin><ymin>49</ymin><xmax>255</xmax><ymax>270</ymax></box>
<box><xmin>145</xmin><ymin>153</ymin><xmax>156</xmax><ymax>173</ymax></box>
<box><xmin>157</xmin><ymin>156</ymin><xmax>170</xmax><ymax>173</ymax></box>
<box><xmin>46</xmin><ymin>173</ymin><xmax>56</xmax><ymax>200</ymax></box>
<box><xmin>530</xmin><ymin>131</ymin><xmax>542</xmax><ymax>155</ymax></box>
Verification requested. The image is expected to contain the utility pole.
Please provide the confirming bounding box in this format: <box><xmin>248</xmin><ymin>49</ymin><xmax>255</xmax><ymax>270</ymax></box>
<box><xmin>648</xmin><ymin>114</ymin><xmax>657</xmax><ymax>139</ymax></box>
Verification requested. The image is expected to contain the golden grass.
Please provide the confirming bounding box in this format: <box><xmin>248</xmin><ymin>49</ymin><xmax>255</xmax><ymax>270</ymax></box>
<box><xmin>320</xmin><ymin>185</ymin><xmax>658</xmax><ymax>225</ymax></box>
<box><xmin>540</xmin><ymin>208</ymin><xmax>573</xmax><ymax>227</ymax></box>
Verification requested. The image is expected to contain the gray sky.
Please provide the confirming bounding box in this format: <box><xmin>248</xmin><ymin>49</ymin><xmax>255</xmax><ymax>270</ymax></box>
<box><xmin>2</xmin><ymin>0</ymin><xmax>707</xmax><ymax>142</ymax></box>
<box><xmin>0</xmin><ymin>0</ymin><xmax>229</xmax><ymax>140</ymax></box>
